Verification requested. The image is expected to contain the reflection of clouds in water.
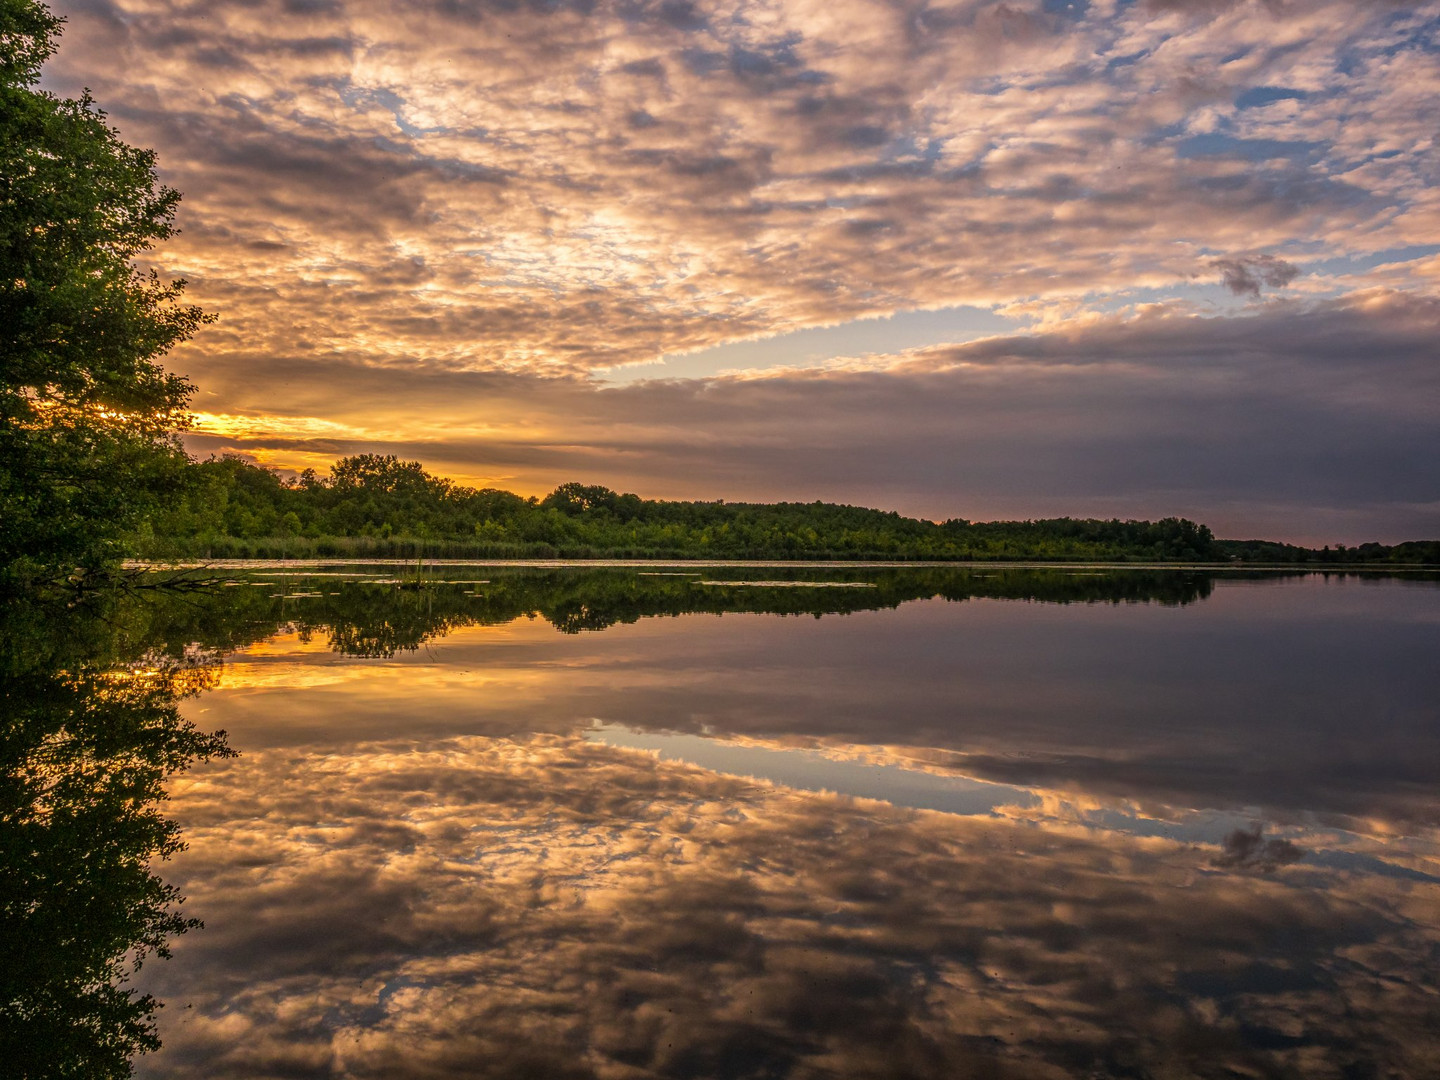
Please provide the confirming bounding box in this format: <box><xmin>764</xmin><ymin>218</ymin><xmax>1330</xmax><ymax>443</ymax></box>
<box><xmin>1214</xmin><ymin>826</ymin><xmax>1304</xmax><ymax>872</ymax></box>
<box><xmin>141</xmin><ymin>735</ymin><xmax>1440</xmax><ymax>1079</ymax></box>
<box><xmin>681</xmin><ymin>731</ymin><xmax>1440</xmax><ymax>847</ymax></box>
<box><xmin>596</xmin><ymin>726</ymin><xmax>1440</xmax><ymax>888</ymax></box>
<box><xmin>197</xmin><ymin>585</ymin><xmax>1440</xmax><ymax>834</ymax></box>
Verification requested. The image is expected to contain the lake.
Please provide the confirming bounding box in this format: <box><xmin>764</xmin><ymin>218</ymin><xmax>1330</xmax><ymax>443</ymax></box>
<box><xmin>7</xmin><ymin>565</ymin><xmax>1440</xmax><ymax>1078</ymax></box>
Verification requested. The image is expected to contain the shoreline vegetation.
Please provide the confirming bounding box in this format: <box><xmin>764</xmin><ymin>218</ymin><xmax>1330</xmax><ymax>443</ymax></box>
<box><xmin>130</xmin><ymin>454</ymin><xmax>1440</xmax><ymax>567</ymax></box>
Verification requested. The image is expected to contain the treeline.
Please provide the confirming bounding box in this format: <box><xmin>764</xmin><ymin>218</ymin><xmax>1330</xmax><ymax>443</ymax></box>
<box><xmin>134</xmin><ymin>454</ymin><xmax>1224</xmax><ymax>562</ymax></box>
<box><xmin>1214</xmin><ymin>538</ymin><xmax>1440</xmax><ymax>565</ymax></box>
<box><xmin>131</xmin><ymin>454</ymin><xmax>1438</xmax><ymax>564</ymax></box>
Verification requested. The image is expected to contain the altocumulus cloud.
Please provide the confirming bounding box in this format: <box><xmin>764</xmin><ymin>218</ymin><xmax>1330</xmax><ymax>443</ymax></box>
<box><xmin>40</xmin><ymin>0</ymin><xmax>1440</xmax><ymax>539</ymax></box>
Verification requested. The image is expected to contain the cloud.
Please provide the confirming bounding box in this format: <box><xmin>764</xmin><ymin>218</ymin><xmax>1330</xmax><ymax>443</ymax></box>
<box><xmin>179</xmin><ymin>293</ymin><xmax>1440</xmax><ymax>541</ymax></box>
<box><xmin>39</xmin><ymin>0</ymin><xmax>1440</xmax><ymax>376</ymax></box>
<box><xmin>28</xmin><ymin>0</ymin><xmax>1440</xmax><ymax>540</ymax></box>
<box><xmin>1212</xmin><ymin>254</ymin><xmax>1301</xmax><ymax>297</ymax></box>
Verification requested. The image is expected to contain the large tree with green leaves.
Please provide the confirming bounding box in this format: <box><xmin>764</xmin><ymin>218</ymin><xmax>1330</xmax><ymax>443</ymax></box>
<box><xmin>1</xmin><ymin>0</ymin><xmax>209</xmax><ymax>585</ymax></box>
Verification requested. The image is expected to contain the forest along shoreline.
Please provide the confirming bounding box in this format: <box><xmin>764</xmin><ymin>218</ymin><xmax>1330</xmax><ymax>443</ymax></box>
<box><xmin>127</xmin><ymin>455</ymin><xmax>1440</xmax><ymax>566</ymax></box>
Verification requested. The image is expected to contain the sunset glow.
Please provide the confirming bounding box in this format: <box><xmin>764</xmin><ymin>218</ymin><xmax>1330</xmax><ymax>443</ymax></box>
<box><xmin>40</xmin><ymin>0</ymin><xmax>1440</xmax><ymax>540</ymax></box>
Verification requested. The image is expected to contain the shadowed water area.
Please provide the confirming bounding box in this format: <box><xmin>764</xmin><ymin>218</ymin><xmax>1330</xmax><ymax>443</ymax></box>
<box><xmin>4</xmin><ymin>565</ymin><xmax>1440</xmax><ymax>1078</ymax></box>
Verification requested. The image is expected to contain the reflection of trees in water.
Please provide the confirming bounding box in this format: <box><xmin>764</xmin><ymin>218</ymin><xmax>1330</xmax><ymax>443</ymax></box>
<box><xmin>0</xmin><ymin>595</ymin><xmax>234</xmax><ymax>1079</ymax></box>
<box><xmin>474</xmin><ymin>567</ymin><xmax>1220</xmax><ymax>636</ymax></box>
<box><xmin>202</xmin><ymin>567</ymin><xmax>1225</xmax><ymax>658</ymax></box>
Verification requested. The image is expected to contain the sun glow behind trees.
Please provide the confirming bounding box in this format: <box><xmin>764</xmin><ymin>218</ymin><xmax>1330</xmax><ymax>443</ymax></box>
<box><xmin>0</xmin><ymin>0</ymin><xmax>208</xmax><ymax>585</ymax></box>
<box><xmin>138</xmin><ymin>454</ymin><xmax>1226</xmax><ymax>562</ymax></box>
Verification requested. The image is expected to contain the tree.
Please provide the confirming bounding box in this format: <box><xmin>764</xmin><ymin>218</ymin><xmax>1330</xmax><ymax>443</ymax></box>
<box><xmin>0</xmin><ymin>0</ymin><xmax>210</xmax><ymax>585</ymax></box>
<box><xmin>542</xmin><ymin>482</ymin><xmax>622</xmax><ymax>516</ymax></box>
<box><xmin>329</xmin><ymin>454</ymin><xmax>446</xmax><ymax>497</ymax></box>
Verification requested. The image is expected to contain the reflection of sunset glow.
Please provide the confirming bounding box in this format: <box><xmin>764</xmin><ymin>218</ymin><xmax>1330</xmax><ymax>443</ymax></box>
<box><xmin>94</xmin><ymin>662</ymin><xmax>221</xmax><ymax>697</ymax></box>
<box><xmin>212</xmin><ymin>622</ymin><xmax>559</xmax><ymax>694</ymax></box>
<box><xmin>231</xmin><ymin>632</ymin><xmax>337</xmax><ymax>658</ymax></box>
<box><xmin>96</xmin><ymin>572</ymin><xmax>1440</xmax><ymax>1075</ymax></box>
<box><xmin>179</xmin><ymin>580</ymin><xmax>1440</xmax><ymax>835</ymax></box>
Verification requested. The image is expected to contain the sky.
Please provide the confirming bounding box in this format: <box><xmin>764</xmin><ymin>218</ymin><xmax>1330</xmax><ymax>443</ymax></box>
<box><xmin>42</xmin><ymin>0</ymin><xmax>1440</xmax><ymax>543</ymax></box>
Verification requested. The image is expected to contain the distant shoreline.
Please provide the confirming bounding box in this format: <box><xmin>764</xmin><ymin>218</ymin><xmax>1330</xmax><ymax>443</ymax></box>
<box><xmin>123</xmin><ymin>558</ymin><xmax>1440</xmax><ymax>571</ymax></box>
<box><xmin>134</xmin><ymin>457</ymin><xmax>1438</xmax><ymax>568</ymax></box>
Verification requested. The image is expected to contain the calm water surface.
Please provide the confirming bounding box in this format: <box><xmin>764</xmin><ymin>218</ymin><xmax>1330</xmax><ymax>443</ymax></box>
<box><xmin>12</xmin><ymin>566</ymin><xmax>1440</xmax><ymax>1078</ymax></box>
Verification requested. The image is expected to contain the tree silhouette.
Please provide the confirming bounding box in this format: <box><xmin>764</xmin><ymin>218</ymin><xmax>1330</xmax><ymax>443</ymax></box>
<box><xmin>0</xmin><ymin>0</ymin><xmax>210</xmax><ymax>585</ymax></box>
<box><xmin>0</xmin><ymin>592</ymin><xmax>234</xmax><ymax>1078</ymax></box>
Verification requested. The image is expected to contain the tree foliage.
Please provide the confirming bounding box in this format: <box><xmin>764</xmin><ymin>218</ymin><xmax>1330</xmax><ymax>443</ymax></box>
<box><xmin>0</xmin><ymin>0</ymin><xmax>208</xmax><ymax>584</ymax></box>
<box><xmin>137</xmin><ymin>454</ymin><xmax>1229</xmax><ymax>562</ymax></box>
<box><xmin>137</xmin><ymin>456</ymin><xmax>1440</xmax><ymax>564</ymax></box>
